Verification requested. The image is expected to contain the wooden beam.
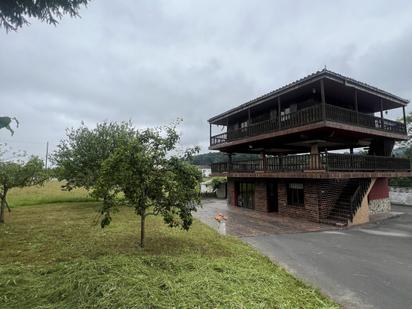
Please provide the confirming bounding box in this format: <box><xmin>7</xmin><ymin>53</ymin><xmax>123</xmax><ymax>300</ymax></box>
<box><xmin>320</xmin><ymin>79</ymin><xmax>326</xmax><ymax>120</ymax></box>
<box><xmin>277</xmin><ymin>97</ymin><xmax>281</xmax><ymax>129</ymax></box>
<box><xmin>354</xmin><ymin>89</ymin><xmax>359</xmax><ymax>124</ymax></box>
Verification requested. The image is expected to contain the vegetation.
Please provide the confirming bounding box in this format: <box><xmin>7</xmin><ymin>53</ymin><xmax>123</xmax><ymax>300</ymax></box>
<box><xmin>0</xmin><ymin>201</ymin><xmax>338</xmax><ymax>308</ymax></box>
<box><xmin>208</xmin><ymin>177</ymin><xmax>227</xmax><ymax>191</ymax></box>
<box><xmin>7</xmin><ymin>180</ymin><xmax>93</xmax><ymax>208</ymax></box>
<box><xmin>0</xmin><ymin>116</ymin><xmax>19</xmax><ymax>135</ymax></box>
<box><xmin>54</xmin><ymin>121</ymin><xmax>202</xmax><ymax>248</ymax></box>
<box><xmin>0</xmin><ymin>0</ymin><xmax>90</xmax><ymax>31</ymax></box>
<box><xmin>53</xmin><ymin>121</ymin><xmax>135</xmax><ymax>191</ymax></box>
<box><xmin>0</xmin><ymin>156</ymin><xmax>46</xmax><ymax>223</ymax></box>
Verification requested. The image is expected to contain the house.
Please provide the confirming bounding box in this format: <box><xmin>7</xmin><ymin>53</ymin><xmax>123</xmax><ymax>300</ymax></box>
<box><xmin>208</xmin><ymin>69</ymin><xmax>411</xmax><ymax>226</ymax></box>
<box><xmin>197</xmin><ymin>165</ymin><xmax>212</xmax><ymax>178</ymax></box>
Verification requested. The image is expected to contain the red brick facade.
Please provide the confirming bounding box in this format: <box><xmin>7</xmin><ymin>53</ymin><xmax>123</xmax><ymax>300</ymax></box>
<box><xmin>227</xmin><ymin>177</ymin><xmax>355</xmax><ymax>223</ymax></box>
<box><xmin>368</xmin><ymin>178</ymin><xmax>389</xmax><ymax>201</ymax></box>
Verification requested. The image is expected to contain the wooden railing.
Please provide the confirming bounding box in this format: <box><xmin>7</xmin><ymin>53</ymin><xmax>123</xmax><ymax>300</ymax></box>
<box><xmin>211</xmin><ymin>153</ymin><xmax>411</xmax><ymax>173</ymax></box>
<box><xmin>210</xmin><ymin>103</ymin><xmax>407</xmax><ymax>146</ymax></box>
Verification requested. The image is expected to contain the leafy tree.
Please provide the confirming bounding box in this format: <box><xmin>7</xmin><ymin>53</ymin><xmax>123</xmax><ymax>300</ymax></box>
<box><xmin>0</xmin><ymin>0</ymin><xmax>90</xmax><ymax>31</ymax></box>
<box><xmin>0</xmin><ymin>156</ymin><xmax>46</xmax><ymax>223</ymax></box>
<box><xmin>52</xmin><ymin>121</ymin><xmax>135</xmax><ymax>191</ymax></box>
<box><xmin>93</xmin><ymin>125</ymin><xmax>202</xmax><ymax>248</ymax></box>
<box><xmin>0</xmin><ymin>116</ymin><xmax>19</xmax><ymax>135</ymax></box>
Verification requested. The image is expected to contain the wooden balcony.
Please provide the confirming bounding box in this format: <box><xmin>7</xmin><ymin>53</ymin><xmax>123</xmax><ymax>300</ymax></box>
<box><xmin>210</xmin><ymin>103</ymin><xmax>407</xmax><ymax>147</ymax></box>
<box><xmin>211</xmin><ymin>153</ymin><xmax>411</xmax><ymax>179</ymax></box>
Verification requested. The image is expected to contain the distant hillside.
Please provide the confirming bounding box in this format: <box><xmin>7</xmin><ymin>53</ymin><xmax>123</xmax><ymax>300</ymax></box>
<box><xmin>191</xmin><ymin>152</ymin><xmax>259</xmax><ymax>166</ymax></box>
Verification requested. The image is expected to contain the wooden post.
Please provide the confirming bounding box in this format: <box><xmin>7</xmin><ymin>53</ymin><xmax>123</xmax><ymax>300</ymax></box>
<box><xmin>380</xmin><ymin>98</ymin><xmax>384</xmax><ymax>128</ymax></box>
<box><xmin>209</xmin><ymin>123</ymin><xmax>212</xmax><ymax>145</ymax></box>
<box><xmin>261</xmin><ymin>152</ymin><xmax>267</xmax><ymax>171</ymax></box>
<box><xmin>403</xmin><ymin>106</ymin><xmax>407</xmax><ymax>128</ymax></box>
<box><xmin>228</xmin><ymin>153</ymin><xmax>232</xmax><ymax>172</ymax></box>
<box><xmin>248</xmin><ymin>108</ymin><xmax>251</xmax><ymax>125</ymax></box>
<box><xmin>354</xmin><ymin>89</ymin><xmax>359</xmax><ymax>124</ymax></box>
<box><xmin>277</xmin><ymin>97</ymin><xmax>281</xmax><ymax>129</ymax></box>
<box><xmin>320</xmin><ymin>79</ymin><xmax>326</xmax><ymax>120</ymax></box>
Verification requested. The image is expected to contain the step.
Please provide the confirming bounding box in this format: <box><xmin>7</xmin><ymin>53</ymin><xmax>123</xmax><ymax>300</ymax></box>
<box><xmin>320</xmin><ymin>218</ymin><xmax>348</xmax><ymax>227</ymax></box>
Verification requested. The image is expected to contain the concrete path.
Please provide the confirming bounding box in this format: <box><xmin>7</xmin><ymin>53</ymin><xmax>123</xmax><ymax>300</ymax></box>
<box><xmin>196</xmin><ymin>200</ymin><xmax>412</xmax><ymax>309</ymax></box>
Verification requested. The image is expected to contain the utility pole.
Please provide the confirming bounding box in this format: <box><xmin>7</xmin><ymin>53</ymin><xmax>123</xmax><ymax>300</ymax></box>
<box><xmin>45</xmin><ymin>141</ymin><xmax>49</xmax><ymax>169</ymax></box>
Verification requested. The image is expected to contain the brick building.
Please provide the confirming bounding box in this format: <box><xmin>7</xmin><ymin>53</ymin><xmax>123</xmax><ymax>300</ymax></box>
<box><xmin>208</xmin><ymin>70</ymin><xmax>411</xmax><ymax>226</ymax></box>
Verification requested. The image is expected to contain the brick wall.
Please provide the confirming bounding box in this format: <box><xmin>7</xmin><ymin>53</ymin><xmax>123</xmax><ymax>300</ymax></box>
<box><xmin>254</xmin><ymin>181</ymin><xmax>268</xmax><ymax>212</ymax></box>
<box><xmin>227</xmin><ymin>178</ymin><xmax>236</xmax><ymax>207</ymax></box>
<box><xmin>278</xmin><ymin>180</ymin><xmax>319</xmax><ymax>222</ymax></box>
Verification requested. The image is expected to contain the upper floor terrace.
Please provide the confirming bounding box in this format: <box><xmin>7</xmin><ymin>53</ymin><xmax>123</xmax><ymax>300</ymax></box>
<box><xmin>209</xmin><ymin>70</ymin><xmax>409</xmax><ymax>153</ymax></box>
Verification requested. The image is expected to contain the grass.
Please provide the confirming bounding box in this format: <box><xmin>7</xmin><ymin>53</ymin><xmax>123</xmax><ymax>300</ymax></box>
<box><xmin>7</xmin><ymin>180</ymin><xmax>94</xmax><ymax>207</ymax></box>
<box><xmin>0</xmin><ymin>184</ymin><xmax>339</xmax><ymax>308</ymax></box>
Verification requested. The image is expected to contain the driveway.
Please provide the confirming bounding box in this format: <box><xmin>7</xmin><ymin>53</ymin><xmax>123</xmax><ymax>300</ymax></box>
<box><xmin>196</xmin><ymin>200</ymin><xmax>412</xmax><ymax>309</ymax></box>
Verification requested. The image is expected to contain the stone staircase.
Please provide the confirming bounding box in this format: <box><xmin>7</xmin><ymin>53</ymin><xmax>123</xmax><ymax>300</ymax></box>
<box><xmin>321</xmin><ymin>179</ymin><xmax>371</xmax><ymax>227</ymax></box>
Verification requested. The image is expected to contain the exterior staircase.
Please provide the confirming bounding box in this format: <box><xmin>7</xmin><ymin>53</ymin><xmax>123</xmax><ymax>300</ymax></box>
<box><xmin>322</xmin><ymin>179</ymin><xmax>371</xmax><ymax>227</ymax></box>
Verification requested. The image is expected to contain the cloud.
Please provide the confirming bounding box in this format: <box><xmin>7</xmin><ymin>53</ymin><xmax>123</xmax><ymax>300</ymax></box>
<box><xmin>1</xmin><ymin>0</ymin><xmax>412</xmax><ymax>157</ymax></box>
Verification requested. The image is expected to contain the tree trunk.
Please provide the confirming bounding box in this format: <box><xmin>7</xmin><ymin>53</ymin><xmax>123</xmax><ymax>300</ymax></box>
<box><xmin>0</xmin><ymin>198</ymin><xmax>5</xmax><ymax>224</ymax></box>
<box><xmin>139</xmin><ymin>214</ymin><xmax>145</xmax><ymax>248</ymax></box>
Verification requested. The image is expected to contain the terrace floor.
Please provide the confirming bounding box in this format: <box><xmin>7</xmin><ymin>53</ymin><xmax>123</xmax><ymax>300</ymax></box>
<box><xmin>196</xmin><ymin>198</ymin><xmax>335</xmax><ymax>236</ymax></box>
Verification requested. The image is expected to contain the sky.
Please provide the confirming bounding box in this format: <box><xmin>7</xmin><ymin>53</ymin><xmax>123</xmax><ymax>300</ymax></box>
<box><xmin>1</xmin><ymin>0</ymin><xmax>412</xmax><ymax>160</ymax></box>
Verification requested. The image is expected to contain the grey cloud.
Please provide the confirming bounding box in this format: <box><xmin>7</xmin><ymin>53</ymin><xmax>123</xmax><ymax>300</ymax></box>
<box><xmin>1</xmin><ymin>0</ymin><xmax>412</xmax><ymax>158</ymax></box>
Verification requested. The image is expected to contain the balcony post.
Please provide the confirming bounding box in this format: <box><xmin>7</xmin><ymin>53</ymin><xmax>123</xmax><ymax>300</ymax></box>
<box><xmin>354</xmin><ymin>89</ymin><xmax>359</xmax><ymax>124</ymax></box>
<box><xmin>209</xmin><ymin>123</ymin><xmax>212</xmax><ymax>145</ymax></box>
<box><xmin>277</xmin><ymin>97</ymin><xmax>281</xmax><ymax>129</ymax></box>
<box><xmin>403</xmin><ymin>106</ymin><xmax>407</xmax><ymax>133</ymax></box>
<box><xmin>380</xmin><ymin>98</ymin><xmax>384</xmax><ymax>129</ymax></box>
<box><xmin>261</xmin><ymin>152</ymin><xmax>267</xmax><ymax>171</ymax></box>
<box><xmin>320</xmin><ymin>79</ymin><xmax>326</xmax><ymax>120</ymax></box>
<box><xmin>227</xmin><ymin>153</ymin><xmax>232</xmax><ymax>172</ymax></box>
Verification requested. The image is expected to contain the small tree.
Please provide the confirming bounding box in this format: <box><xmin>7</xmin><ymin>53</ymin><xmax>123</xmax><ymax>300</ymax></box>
<box><xmin>93</xmin><ymin>125</ymin><xmax>202</xmax><ymax>248</ymax></box>
<box><xmin>0</xmin><ymin>0</ymin><xmax>90</xmax><ymax>31</ymax></box>
<box><xmin>0</xmin><ymin>156</ymin><xmax>46</xmax><ymax>223</ymax></box>
<box><xmin>53</xmin><ymin>121</ymin><xmax>135</xmax><ymax>191</ymax></box>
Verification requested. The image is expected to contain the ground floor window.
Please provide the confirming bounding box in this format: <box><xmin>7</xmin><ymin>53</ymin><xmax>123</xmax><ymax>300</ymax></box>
<box><xmin>237</xmin><ymin>182</ymin><xmax>255</xmax><ymax>209</ymax></box>
<box><xmin>287</xmin><ymin>183</ymin><xmax>304</xmax><ymax>206</ymax></box>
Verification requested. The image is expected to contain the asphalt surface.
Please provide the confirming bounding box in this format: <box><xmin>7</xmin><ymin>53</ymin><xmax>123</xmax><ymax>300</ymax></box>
<box><xmin>243</xmin><ymin>205</ymin><xmax>412</xmax><ymax>309</ymax></box>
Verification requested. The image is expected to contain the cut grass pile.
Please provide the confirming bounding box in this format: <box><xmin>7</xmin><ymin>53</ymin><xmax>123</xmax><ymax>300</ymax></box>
<box><xmin>7</xmin><ymin>180</ymin><xmax>94</xmax><ymax>207</ymax></box>
<box><xmin>0</xmin><ymin>201</ymin><xmax>339</xmax><ymax>308</ymax></box>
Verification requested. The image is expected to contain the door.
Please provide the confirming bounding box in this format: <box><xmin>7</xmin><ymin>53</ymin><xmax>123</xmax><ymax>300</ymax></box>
<box><xmin>267</xmin><ymin>182</ymin><xmax>278</xmax><ymax>212</ymax></box>
<box><xmin>237</xmin><ymin>182</ymin><xmax>255</xmax><ymax>209</ymax></box>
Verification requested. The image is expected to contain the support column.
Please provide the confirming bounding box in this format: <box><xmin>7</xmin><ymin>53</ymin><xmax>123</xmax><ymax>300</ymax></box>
<box><xmin>310</xmin><ymin>144</ymin><xmax>320</xmax><ymax>170</ymax></box>
<box><xmin>227</xmin><ymin>153</ymin><xmax>232</xmax><ymax>172</ymax></box>
<box><xmin>380</xmin><ymin>98</ymin><xmax>384</xmax><ymax>129</ymax></box>
<box><xmin>261</xmin><ymin>152</ymin><xmax>267</xmax><ymax>171</ymax></box>
<box><xmin>320</xmin><ymin>79</ymin><xmax>326</xmax><ymax>120</ymax></box>
<box><xmin>277</xmin><ymin>97</ymin><xmax>281</xmax><ymax>129</ymax></box>
<box><xmin>403</xmin><ymin>106</ymin><xmax>407</xmax><ymax>133</ymax></box>
<box><xmin>209</xmin><ymin>123</ymin><xmax>212</xmax><ymax>145</ymax></box>
<box><xmin>354</xmin><ymin>89</ymin><xmax>359</xmax><ymax>124</ymax></box>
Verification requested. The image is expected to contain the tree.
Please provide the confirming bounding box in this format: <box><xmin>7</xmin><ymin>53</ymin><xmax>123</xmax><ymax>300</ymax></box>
<box><xmin>0</xmin><ymin>156</ymin><xmax>46</xmax><ymax>223</ymax></box>
<box><xmin>52</xmin><ymin>121</ymin><xmax>135</xmax><ymax>191</ymax></box>
<box><xmin>93</xmin><ymin>125</ymin><xmax>202</xmax><ymax>248</ymax></box>
<box><xmin>0</xmin><ymin>116</ymin><xmax>19</xmax><ymax>135</ymax></box>
<box><xmin>0</xmin><ymin>0</ymin><xmax>90</xmax><ymax>31</ymax></box>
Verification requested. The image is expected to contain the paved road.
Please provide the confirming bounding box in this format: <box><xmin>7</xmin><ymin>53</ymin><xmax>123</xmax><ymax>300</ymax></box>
<box><xmin>243</xmin><ymin>205</ymin><xmax>412</xmax><ymax>309</ymax></box>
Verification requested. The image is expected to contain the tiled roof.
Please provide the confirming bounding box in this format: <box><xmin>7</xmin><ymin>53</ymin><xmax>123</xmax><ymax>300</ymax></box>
<box><xmin>208</xmin><ymin>69</ymin><xmax>409</xmax><ymax>123</ymax></box>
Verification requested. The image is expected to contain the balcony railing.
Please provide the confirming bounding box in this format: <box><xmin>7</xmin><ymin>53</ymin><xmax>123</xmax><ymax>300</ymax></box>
<box><xmin>210</xmin><ymin>103</ymin><xmax>407</xmax><ymax>146</ymax></box>
<box><xmin>211</xmin><ymin>153</ymin><xmax>411</xmax><ymax>174</ymax></box>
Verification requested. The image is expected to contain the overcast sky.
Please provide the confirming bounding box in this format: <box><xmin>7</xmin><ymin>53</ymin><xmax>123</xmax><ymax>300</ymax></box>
<box><xmin>1</xmin><ymin>0</ymin><xmax>412</xmax><ymax>159</ymax></box>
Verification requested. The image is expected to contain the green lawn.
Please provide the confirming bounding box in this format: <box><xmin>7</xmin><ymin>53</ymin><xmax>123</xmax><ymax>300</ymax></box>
<box><xmin>7</xmin><ymin>180</ymin><xmax>94</xmax><ymax>207</ymax></box>
<box><xmin>0</xmin><ymin>183</ymin><xmax>338</xmax><ymax>308</ymax></box>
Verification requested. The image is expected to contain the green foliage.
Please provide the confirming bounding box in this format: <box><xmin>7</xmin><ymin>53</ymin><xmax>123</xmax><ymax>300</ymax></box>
<box><xmin>0</xmin><ymin>0</ymin><xmax>90</xmax><ymax>31</ymax></box>
<box><xmin>0</xmin><ymin>156</ymin><xmax>47</xmax><ymax>223</ymax></box>
<box><xmin>93</xmin><ymin>124</ymin><xmax>202</xmax><ymax>248</ymax></box>
<box><xmin>52</xmin><ymin>121</ymin><xmax>135</xmax><ymax>191</ymax></box>
<box><xmin>208</xmin><ymin>177</ymin><xmax>227</xmax><ymax>191</ymax></box>
<box><xmin>0</xmin><ymin>202</ymin><xmax>338</xmax><ymax>308</ymax></box>
<box><xmin>0</xmin><ymin>116</ymin><xmax>19</xmax><ymax>135</ymax></box>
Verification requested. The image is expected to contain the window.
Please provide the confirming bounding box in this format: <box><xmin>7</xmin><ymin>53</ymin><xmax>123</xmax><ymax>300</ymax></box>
<box><xmin>287</xmin><ymin>183</ymin><xmax>304</xmax><ymax>206</ymax></box>
<box><xmin>237</xmin><ymin>182</ymin><xmax>255</xmax><ymax>209</ymax></box>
